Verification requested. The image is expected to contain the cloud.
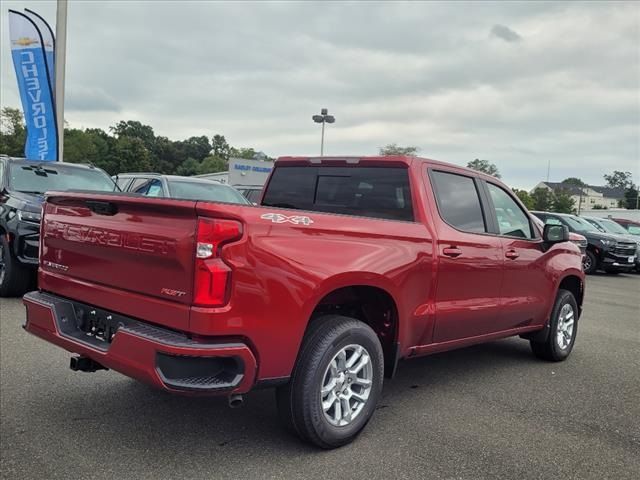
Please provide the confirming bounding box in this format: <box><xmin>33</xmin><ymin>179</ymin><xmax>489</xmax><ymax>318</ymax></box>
<box><xmin>66</xmin><ymin>86</ymin><xmax>121</xmax><ymax>112</ymax></box>
<box><xmin>490</xmin><ymin>24</ymin><xmax>522</xmax><ymax>42</ymax></box>
<box><xmin>0</xmin><ymin>0</ymin><xmax>638</xmax><ymax>189</ymax></box>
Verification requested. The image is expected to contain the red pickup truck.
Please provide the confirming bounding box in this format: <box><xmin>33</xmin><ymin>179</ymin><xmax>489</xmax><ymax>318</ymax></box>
<box><xmin>23</xmin><ymin>156</ymin><xmax>585</xmax><ymax>448</ymax></box>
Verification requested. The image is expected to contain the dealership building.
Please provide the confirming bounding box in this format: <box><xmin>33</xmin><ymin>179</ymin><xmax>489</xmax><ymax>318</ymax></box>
<box><xmin>196</xmin><ymin>158</ymin><xmax>273</xmax><ymax>187</ymax></box>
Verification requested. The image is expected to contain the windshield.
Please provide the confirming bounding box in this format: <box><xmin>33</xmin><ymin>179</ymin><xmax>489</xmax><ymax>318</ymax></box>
<box><xmin>563</xmin><ymin>215</ymin><xmax>599</xmax><ymax>233</ymax></box>
<box><xmin>597</xmin><ymin>218</ymin><xmax>630</xmax><ymax>235</ymax></box>
<box><xmin>168</xmin><ymin>180</ymin><xmax>249</xmax><ymax>204</ymax></box>
<box><xmin>8</xmin><ymin>163</ymin><xmax>116</xmax><ymax>194</ymax></box>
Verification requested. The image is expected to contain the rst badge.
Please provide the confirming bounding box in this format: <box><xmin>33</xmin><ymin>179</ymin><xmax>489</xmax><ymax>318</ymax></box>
<box><xmin>160</xmin><ymin>288</ymin><xmax>186</xmax><ymax>298</ymax></box>
<box><xmin>260</xmin><ymin>213</ymin><xmax>314</xmax><ymax>226</ymax></box>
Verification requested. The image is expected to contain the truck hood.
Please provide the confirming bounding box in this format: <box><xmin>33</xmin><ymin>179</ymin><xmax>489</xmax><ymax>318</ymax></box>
<box><xmin>7</xmin><ymin>189</ymin><xmax>45</xmax><ymax>213</ymax></box>
<box><xmin>583</xmin><ymin>230</ymin><xmax>634</xmax><ymax>244</ymax></box>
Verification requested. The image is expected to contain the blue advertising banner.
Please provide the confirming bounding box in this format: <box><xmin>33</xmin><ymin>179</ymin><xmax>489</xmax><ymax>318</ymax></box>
<box><xmin>8</xmin><ymin>10</ymin><xmax>58</xmax><ymax>161</ymax></box>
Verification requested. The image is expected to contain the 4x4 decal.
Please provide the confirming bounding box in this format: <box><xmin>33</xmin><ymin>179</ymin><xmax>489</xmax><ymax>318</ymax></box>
<box><xmin>260</xmin><ymin>213</ymin><xmax>314</xmax><ymax>226</ymax></box>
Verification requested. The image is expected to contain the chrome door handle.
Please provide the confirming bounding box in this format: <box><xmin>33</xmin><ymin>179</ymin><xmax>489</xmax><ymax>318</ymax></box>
<box><xmin>443</xmin><ymin>247</ymin><xmax>462</xmax><ymax>258</ymax></box>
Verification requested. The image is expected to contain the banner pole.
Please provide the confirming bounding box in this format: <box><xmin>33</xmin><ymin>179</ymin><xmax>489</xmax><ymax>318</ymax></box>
<box><xmin>54</xmin><ymin>0</ymin><xmax>67</xmax><ymax>162</ymax></box>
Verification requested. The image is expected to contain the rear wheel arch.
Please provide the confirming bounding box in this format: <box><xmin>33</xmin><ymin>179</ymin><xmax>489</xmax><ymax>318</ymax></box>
<box><xmin>303</xmin><ymin>284</ymin><xmax>401</xmax><ymax>379</ymax></box>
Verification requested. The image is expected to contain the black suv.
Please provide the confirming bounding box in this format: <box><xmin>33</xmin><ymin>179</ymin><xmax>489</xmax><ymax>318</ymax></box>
<box><xmin>0</xmin><ymin>157</ymin><xmax>117</xmax><ymax>296</ymax></box>
<box><xmin>531</xmin><ymin>211</ymin><xmax>637</xmax><ymax>274</ymax></box>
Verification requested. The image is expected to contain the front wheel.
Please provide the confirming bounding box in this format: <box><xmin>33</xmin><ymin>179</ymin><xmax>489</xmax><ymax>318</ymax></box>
<box><xmin>0</xmin><ymin>235</ymin><xmax>32</xmax><ymax>297</ymax></box>
<box><xmin>583</xmin><ymin>250</ymin><xmax>597</xmax><ymax>274</ymax></box>
<box><xmin>276</xmin><ymin>315</ymin><xmax>384</xmax><ymax>448</ymax></box>
<box><xmin>530</xmin><ymin>289</ymin><xmax>578</xmax><ymax>361</ymax></box>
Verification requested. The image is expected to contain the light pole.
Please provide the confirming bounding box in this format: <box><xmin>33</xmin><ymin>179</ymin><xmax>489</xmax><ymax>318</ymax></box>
<box><xmin>312</xmin><ymin>108</ymin><xmax>335</xmax><ymax>156</ymax></box>
<box><xmin>55</xmin><ymin>0</ymin><xmax>67</xmax><ymax>162</ymax></box>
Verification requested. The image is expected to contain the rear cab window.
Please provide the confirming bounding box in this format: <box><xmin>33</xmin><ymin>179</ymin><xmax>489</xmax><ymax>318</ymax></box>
<box><xmin>262</xmin><ymin>166</ymin><xmax>414</xmax><ymax>221</ymax></box>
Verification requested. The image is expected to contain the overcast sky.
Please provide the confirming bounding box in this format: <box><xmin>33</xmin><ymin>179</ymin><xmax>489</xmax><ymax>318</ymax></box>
<box><xmin>1</xmin><ymin>1</ymin><xmax>638</xmax><ymax>189</ymax></box>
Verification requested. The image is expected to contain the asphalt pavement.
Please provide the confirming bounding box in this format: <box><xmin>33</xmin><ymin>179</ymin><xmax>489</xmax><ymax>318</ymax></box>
<box><xmin>1</xmin><ymin>273</ymin><xmax>639</xmax><ymax>479</ymax></box>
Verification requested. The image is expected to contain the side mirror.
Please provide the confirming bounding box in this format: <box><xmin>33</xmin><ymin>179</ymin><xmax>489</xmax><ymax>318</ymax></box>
<box><xmin>543</xmin><ymin>224</ymin><xmax>570</xmax><ymax>243</ymax></box>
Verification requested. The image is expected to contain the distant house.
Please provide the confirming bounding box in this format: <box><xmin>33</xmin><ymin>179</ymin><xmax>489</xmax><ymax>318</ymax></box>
<box><xmin>531</xmin><ymin>182</ymin><xmax>625</xmax><ymax>210</ymax></box>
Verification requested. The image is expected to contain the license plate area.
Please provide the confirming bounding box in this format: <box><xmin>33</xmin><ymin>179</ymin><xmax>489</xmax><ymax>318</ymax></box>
<box><xmin>50</xmin><ymin>301</ymin><xmax>135</xmax><ymax>350</ymax></box>
<box><xmin>72</xmin><ymin>305</ymin><xmax>129</xmax><ymax>344</ymax></box>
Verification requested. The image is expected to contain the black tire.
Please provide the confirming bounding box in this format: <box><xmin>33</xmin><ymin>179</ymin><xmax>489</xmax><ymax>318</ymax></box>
<box><xmin>276</xmin><ymin>315</ymin><xmax>384</xmax><ymax>449</ymax></box>
<box><xmin>530</xmin><ymin>289</ymin><xmax>578</xmax><ymax>362</ymax></box>
<box><xmin>583</xmin><ymin>250</ymin><xmax>597</xmax><ymax>274</ymax></box>
<box><xmin>0</xmin><ymin>235</ymin><xmax>33</xmax><ymax>297</ymax></box>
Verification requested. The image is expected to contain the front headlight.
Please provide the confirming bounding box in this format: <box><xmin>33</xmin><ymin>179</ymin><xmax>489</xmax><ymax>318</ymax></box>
<box><xmin>17</xmin><ymin>210</ymin><xmax>42</xmax><ymax>224</ymax></box>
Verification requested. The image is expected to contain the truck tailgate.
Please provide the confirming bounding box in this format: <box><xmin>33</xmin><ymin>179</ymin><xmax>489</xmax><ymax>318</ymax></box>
<box><xmin>39</xmin><ymin>193</ymin><xmax>197</xmax><ymax>330</ymax></box>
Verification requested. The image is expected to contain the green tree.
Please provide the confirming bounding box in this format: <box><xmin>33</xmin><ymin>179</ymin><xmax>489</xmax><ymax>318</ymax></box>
<box><xmin>230</xmin><ymin>147</ymin><xmax>256</xmax><ymax>160</ymax></box>
<box><xmin>513</xmin><ymin>189</ymin><xmax>534</xmax><ymax>209</ymax></box>
<box><xmin>110</xmin><ymin>120</ymin><xmax>155</xmax><ymax>146</ymax></box>
<box><xmin>562</xmin><ymin>177</ymin><xmax>586</xmax><ymax>187</ymax></box>
<box><xmin>379</xmin><ymin>144</ymin><xmax>420</xmax><ymax>156</ymax></box>
<box><xmin>175</xmin><ymin>158</ymin><xmax>201</xmax><ymax>176</ymax></box>
<box><xmin>179</xmin><ymin>136</ymin><xmax>211</xmax><ymax>162</ymax></box>
<box><xmin>623</xmin><ymin>186</ymin><xmax>639</xmax><ymax>210</ymax></box>
<box><xmin>552</xmin><ymin>190</ymin><xmax>575</xmax><ymax>213</ymax></box>
<box><xmin>83</xmin><ymin>128</ymin><xmax>118</xmax><ymax>174</ymax></box>
<box><xmin>151</xmin><ymin>136</ymin><xmax>181</xmax><ymax>174</ymax></box>
<box><xmin>531</xmin><ymin>187</ymin><xmax>553</xmax><ymax>211</ymax></box>
<box><xmin>64</xmin><ymin>128</ymin><xmax>99</xmax><ymax>164</ymax></box>
<box><xmin>562</xmin><ymin>177</ymin><xmax>586</xmax><ymax>212</ymax></box>
<box><xmin>211</xmin><ymin>134</ymin><xmax>231</xmax><ymax>161</ymax></box>
<box><xmin>467</xmin><ymin>159</ymin><xmax>501</xmax><ymax>178</ymax></box>
<box><xmin>114</xmin><ymin>136</ymin><xmax>151</xmax><ymax>173</ymax></box>
<box><xmin>0</xmin><ymin>107</ymin><xmax>26</xmax><ymax>156</ymax></box>
<box><xmin>197</xmin><ymin>155</ymin><xmax>227</xmax><ymax>174</ymax></box>
<box><xmin>604</xmin><ymin>171</ymin><xmax>634</xmax><ymax>190</ymax></box>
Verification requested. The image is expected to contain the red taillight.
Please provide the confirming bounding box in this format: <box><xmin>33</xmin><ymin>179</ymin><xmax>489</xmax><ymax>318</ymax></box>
<box><xmin>193</xmin><ymin>218</ymin><xmax>242</xmax><ymax>307</ymax></box>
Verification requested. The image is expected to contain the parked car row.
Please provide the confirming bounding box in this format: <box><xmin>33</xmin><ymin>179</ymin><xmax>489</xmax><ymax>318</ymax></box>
<box><xmin>531</xmin><ymin>211</ymin><xmax>639</xmax><ymax>274</ymax></box>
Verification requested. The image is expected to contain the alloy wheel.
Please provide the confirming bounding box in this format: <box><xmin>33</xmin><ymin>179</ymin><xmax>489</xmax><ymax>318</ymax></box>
<box><xmin>556</xmin><ymin>303</ymin><xmax>575</xmax><ymax>350</ymax></box>
<box><xmin>320</xmin><ymin>344</ymin><xmax>373</xmax><ymax>427</ymax></box>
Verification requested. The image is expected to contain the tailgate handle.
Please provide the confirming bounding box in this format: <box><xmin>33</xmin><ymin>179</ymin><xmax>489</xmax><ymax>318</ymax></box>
<box><xmin>86</xmin><ymin>200</ymin><xmax>118</xmax><ymax>216</ymax></box>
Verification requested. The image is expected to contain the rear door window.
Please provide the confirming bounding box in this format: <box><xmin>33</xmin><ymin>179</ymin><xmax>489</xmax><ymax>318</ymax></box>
<box><xmin>263</xmin><ymin>166</ymin><xmax>413</xmax><ymax>221</ymax></box>
<box><xmin>430</xmin><ymin>171</ymin><xmax>486</xmax><ymax>233</ymax></box>
<box><xmin>128</xmin><ymin>178</ymin><xmax>149</xmax><ymax>192</ymax></box>
<box><xmin>144</xmin><ymin>179</ymin><xmax>164</xmax><ymax>197</ymax></box>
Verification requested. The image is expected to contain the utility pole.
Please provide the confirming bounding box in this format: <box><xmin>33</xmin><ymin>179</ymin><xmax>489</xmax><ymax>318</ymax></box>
<box><xmin>546</xmin><ymin>158</ymin><xmax>551</xmax><ymax>182</ymax></box>
<box><xmin>55</xmin><ymin>0</ymin><xmax>67</xmax><ymax>162</ymax></box>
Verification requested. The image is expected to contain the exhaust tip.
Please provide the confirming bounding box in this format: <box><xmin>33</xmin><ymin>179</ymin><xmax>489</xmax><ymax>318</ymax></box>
<box><xmin>228</xmin><ymin>394</ymin><xmax>244</xmax><ymax>408</ymax></box>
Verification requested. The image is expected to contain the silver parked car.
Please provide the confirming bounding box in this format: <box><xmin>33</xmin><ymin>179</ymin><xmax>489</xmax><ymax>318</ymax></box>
<box><xmin>114</xmin><ymin>173</ymin><xmax>250</xmax><ymax>204</ymax></box>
